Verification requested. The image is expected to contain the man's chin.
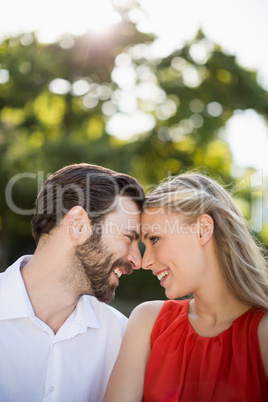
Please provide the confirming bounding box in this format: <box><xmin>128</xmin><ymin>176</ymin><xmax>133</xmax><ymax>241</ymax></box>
<box><xmin>80</xmin><ymin>282</ymin><xmax>117</xmax><ymax>303</ymax></box>
<box><xmin>106</xmin><ymin>285</ymin><xmax>117</xmax><ymax>303</ymax></box>
<box><xmin>95</xmin><ymin>284</ymin><xmax>117</xmax><ymax>303</ymax></box>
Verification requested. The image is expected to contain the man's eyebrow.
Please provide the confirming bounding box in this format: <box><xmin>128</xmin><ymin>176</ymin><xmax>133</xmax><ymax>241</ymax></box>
<box><xmin>127</xmin><ymin>230</ymin><xmax>140</xmax><ymax>240</ymax></box>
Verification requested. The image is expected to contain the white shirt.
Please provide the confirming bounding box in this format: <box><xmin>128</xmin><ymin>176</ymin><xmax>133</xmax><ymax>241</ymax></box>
<box><xmin>0</xmin><ymin>256</ymin><xmax>128</xmax><ymax>402</ymax></box>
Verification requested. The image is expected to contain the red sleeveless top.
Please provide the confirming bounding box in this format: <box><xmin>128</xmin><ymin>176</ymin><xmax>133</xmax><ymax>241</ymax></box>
<box><xmin>143</xmin><ymin>300</ymin><xmax>268</xmax><ymax>402</ymax></box>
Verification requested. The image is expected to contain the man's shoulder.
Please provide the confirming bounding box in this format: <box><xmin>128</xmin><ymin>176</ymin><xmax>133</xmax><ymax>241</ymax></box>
<box><xmin>86</xmin><ymin>296</ymin><xmax>128</xmax><ymax>329</ymax></box>
<box><xmin>0</xmin><ymin>255</ymin><xmax>31</xmax><ymax>282</ymax></box>
<box><xmin>1</xmin><ymin>256</ymin><xmax>32</xmax><ymax>276</ymax></box>
<box><xmin>105</xmin><ymin>303</ymin><xmax>128</xmax><ymax>322</ymax></box>
<box><xmin>0</xmin><ymin>256</ymin><xmax>33</xmax><ymax>320</ymax></box>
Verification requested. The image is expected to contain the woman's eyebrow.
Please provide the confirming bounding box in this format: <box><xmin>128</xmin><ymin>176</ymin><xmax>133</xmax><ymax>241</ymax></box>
<box><xmin>143</xmin><ymin>232</ymin><xmax>150</xmax><ymax>240</ymax></box>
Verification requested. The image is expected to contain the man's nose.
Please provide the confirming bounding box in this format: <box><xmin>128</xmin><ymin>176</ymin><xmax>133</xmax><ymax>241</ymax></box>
<box><xmin>128</xmin><ymin>244</ymin><xmax>142</xmax><ymax>270</ymax></box>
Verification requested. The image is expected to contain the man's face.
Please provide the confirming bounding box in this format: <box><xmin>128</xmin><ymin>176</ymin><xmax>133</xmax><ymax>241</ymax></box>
<box><xmin>74</xmin><ymin>197</ymin><xmax>142</xmax><ymax>302</ymax></box>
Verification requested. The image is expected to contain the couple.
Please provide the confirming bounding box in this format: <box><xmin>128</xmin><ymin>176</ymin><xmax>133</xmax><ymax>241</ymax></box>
<box><xmin>0</xmin><ymin>163</ymin><xmax>267</xmax><ymax>401</ymax></box>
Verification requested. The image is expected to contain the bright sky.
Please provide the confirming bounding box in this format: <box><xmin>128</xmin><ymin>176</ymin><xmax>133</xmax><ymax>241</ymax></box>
<box><xmin>1</xmin><ymin>0</ymin><xmax>268</xmax><ymax>175</ymax></box>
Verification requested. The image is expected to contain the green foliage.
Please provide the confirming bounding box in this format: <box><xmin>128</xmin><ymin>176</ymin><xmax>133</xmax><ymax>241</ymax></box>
<box><xmin>0</xmin><ymin>22</ymin><xmax>151</xmax><ymax>269</ymax></box>
<box><xmin>125</xmin><ymin>30</ymin><xmax>268</xmax><ymax>186</ymax></box>
<box><xmin>1</xmin><ymin>21</ymin><xmax>267</xmax><ymax>304</ymax></box>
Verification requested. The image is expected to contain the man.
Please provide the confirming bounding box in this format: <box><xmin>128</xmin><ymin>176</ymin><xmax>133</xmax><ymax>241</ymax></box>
<box><xmin>0</xmin><ymin>163</ymin><xmax>145</xmax><ymax>402</ymax></box>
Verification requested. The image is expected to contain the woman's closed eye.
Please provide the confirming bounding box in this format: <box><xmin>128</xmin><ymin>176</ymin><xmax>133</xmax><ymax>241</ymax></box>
<box><xmin>149</xmin><ymin>236</ymin><xmax>159</xmax><ymax>245</ymax></box>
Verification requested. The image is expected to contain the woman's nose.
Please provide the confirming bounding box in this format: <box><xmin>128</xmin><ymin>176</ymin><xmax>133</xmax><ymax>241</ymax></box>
<box><xmin>141</xmin><ymin>248</ymin><xmax>153</xmax><ymax>270</ymax></box>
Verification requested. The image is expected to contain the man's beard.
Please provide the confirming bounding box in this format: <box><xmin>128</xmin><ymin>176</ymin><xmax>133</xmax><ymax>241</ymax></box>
<box><xmin>74</xmin><ymin>231</ymin><xmax>133</xmax><ymax>303</ymax></box>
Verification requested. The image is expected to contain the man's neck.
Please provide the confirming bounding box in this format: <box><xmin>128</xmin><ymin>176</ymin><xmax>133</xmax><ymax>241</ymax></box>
<box><xmin>21</xmin><ymin>246</ymin><xmax>80</xmax><ymax>334</ymax></box>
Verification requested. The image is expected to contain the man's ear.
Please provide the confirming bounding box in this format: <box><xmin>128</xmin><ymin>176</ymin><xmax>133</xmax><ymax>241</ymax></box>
<box><xmin>66</xmin><ymin>206</ymin><xmax>92</xmax><ymax>243</ymax></box>
<box><xmin>197</xmin><ymin>214</ymin><xmax>214</xmax><ymax>246</ymax></box>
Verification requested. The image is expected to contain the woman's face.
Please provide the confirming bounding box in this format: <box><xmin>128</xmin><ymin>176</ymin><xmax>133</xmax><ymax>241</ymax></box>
<box><xmin>141</xmin><ymin>207</ymin><xmax>207</xmax><ymax>299</ymax></box>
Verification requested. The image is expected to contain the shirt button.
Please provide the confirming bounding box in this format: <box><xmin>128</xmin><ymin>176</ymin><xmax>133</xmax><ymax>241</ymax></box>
<box><xmin>49</xmin><ymin>386</ymin><xmax>55</xmax><ymax>392</ymax></box>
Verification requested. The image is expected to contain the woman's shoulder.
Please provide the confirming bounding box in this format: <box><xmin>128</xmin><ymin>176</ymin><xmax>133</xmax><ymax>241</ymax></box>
<box><xmin>258</xmin><ymin>311</ymin><xmax>268</xmax><ymax>378</ymax></box>
<box><xmin>130</xmin><ymin>299</ymin><xmax>189</xmax><ymax>319</ymax></box>
<box><xmin>128</xmin><ymin>299</ymin><xmax>190</xmax><ymax>334</ymax></box>
<box><xmin>129</xmin><ymin>300</ymin><xmax>165</xmax><ymax>324</ymax></box>
<box><xmin>258</xmin><ymin>310</ymin><xmax>268</xmax><ymax>333</ymax></box>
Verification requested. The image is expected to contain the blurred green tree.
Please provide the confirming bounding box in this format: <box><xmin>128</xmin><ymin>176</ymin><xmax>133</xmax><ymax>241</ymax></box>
<box><xmin>1</xmin><ymin>14</ymin><xmax>267</xmax><ymax>307</ymax></box>
<box><xmin>111</xmin><ymin>30</ymin><xmax>268</xmax><ymax>305</ymax></box>
<box><xmin>122</xmin><ymin>30</ymin><xmax>268</xmax><ymax>186</ymax></box>
<box><xmin>0</xmin><ymin>18</ymin><xmax>150</xmax><ymax>269</ymax></box>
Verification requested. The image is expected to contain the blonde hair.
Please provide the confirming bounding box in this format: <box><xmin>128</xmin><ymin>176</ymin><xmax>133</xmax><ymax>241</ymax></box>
<box><xmin>144</xmin><ymin>172</ymin><xmax>268</xmax><ymax>310</ymax></box>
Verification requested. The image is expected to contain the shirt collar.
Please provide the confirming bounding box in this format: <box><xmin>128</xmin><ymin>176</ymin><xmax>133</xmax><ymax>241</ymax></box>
<box><xmin>55</xmin><ymin>295</ymin><xmax>101</xmax><ymax>341</ymax></box>
<box><xmin>0</xmin><ymin>256</ymin><xmax>101</xmax><ymax>331</ymax></box>
<box><xmin>0</xmin><ymin>255</ymin><xmax>33</xmax><ymax>320</ymax></box>
<box><xmin>75</xmin><ymin>295</ymin><xmax>101</xmax><ymax>330</ymax></box>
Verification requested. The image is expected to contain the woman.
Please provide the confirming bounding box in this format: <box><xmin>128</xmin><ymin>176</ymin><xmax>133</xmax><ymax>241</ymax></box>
<box><xmin>104</xmin><ymin>172</ymin><xmax>268</xmax><ymax>402</ymax></box>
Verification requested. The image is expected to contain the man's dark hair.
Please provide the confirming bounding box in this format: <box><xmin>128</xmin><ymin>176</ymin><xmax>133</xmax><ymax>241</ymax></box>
<box><xmin>31</xmin><ymin>163</ymin><xmax>145</xmax><ymax>244</ymax></box>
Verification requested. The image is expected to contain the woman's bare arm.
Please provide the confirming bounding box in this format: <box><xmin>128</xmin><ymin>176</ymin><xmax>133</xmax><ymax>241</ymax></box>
<box><xmin>258</xmin><ymin>312</ymin><xmax>268</xmax><ymax>378</ymax></box>
<box><xmin>103</xmin><ymin>300</ymin><xmax>164</xmax><ymax>402</ymax></box>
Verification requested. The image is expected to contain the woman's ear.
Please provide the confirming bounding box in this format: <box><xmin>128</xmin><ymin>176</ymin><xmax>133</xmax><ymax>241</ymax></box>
<box><xmin>66</xmin><ymin>206</ymin><xmax>92</xmax><ymax>243</ymax></box>
<box><xmin>197</xmin><ymin>214</ymin><xmax>214</xmax><ymax>246</ymax></box>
